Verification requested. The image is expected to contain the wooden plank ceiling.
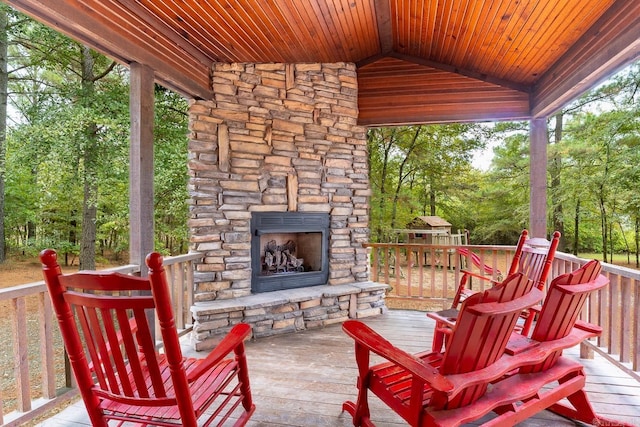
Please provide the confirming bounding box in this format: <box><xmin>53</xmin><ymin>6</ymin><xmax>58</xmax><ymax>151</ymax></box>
<box><xmin>6</xmin><ymin>0</ymin><xmax>640</xmax><ymax>126</ymax></box>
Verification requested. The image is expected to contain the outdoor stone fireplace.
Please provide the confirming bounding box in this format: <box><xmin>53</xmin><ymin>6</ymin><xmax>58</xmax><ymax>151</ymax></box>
<box><xmin>186</xmin><ymin>62</ymin><xmax>387</xmax><ymax>350</ymax></box>
<box><xmin>251</xmin><ymin>212</ymin><xmax>329</xmax><ymax>293</ymax></box>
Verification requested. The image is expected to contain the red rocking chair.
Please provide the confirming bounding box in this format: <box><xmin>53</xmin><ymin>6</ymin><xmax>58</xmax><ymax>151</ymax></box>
<box><xmin>428</xmin><ymin>229</ymin><xmax>560</xmax><ymax>351</ymax></box>
<box><xmin>41</xmin><ymin>249</ymin><xmax>255</xmax><ymax>427</ymax></box>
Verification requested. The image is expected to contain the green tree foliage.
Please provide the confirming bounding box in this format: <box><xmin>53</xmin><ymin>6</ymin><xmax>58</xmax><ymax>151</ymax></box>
<box><xmin>467</xmin><ymin>122</ymin><xmax>531</xmax><ymax>244</ymax></box>
<box><xmin>152</xmin><ymin>86</ymin><xmax>188</xmax><ymax>255</ymax></box>
<box><xmin>368</xmin><ymin>62</ymin><xmax>640</xmax><ymax>256</ymax></box>
<box><xmin>368</xmin><ymin>124</ymin><xmax>484</xmax><ymax>242</ymax></box>
<box><xmin>479</xmin><ymin>64</ymin><xmax>640</xmax><ymax>258</ymax></box>
<box><xmin>2</xmin><ymin>11</ymin><xmax>190</xmax><ymax>264</ymax></box>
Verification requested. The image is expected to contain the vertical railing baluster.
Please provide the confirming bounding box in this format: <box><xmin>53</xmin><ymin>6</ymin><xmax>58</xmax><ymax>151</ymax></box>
<box><xmin>620</xmin><ymin>275</ymin><xmax>632</xmax><ymax>363</ymax></box>
<box><xmin>608</xmin><ymin>274</ymin><xmax>621</xmax><ymax>357</ymax></box>
<box><xmin>394</xmin><ymin>246</ymin><xmax>401</xmax><ymax>293</ymax></box>
<box><xmin>598</xmin><ymin>271</ymin><xmax>610</xmax><ymax>349</ymax></box>
<box><xmin>634</xmin><ymin>282</ymin><xmax>640</xmax><ymax>372</ymax></box>
<box><xmin>175</xmin><ymin>262</ymin><xmax>185</xmax><ymax>330</ymax></box>
<box><xmin>11</xmin><ymin>297</ymin><xmax>31</xmax><ymax>412</ymax></box>
<box><xmin>39</xmin><ymin>292</ymin><xmax>56</xmax><ymax>399</ymax></box>
<box><xmin>186</xmin><ymin>260</ymin><xmax>195</xmax><ymax>328</ymax></box>
<box><xmin>371</xmin><ymin>246</ymin><xmax>379</xmax><ymax>282</ymax></box>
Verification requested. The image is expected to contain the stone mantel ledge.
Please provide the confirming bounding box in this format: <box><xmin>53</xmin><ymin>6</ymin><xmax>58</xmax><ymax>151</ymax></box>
<box><xmin>191</xmin><ymin>281</ymin><xmax>389</xmax><ymax>317</ymax></box>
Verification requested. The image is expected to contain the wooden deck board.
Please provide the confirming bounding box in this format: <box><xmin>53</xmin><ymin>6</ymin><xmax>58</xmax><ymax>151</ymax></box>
<box><xmin>37</xmin><ymin>309</ymin><xmax>640</xmax><ymax>426</ymax></box>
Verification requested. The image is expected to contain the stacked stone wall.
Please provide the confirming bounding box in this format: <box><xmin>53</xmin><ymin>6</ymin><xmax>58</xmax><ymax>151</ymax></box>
<box><xmin>186</xmin><ymin>62</ymin><xmax>386</xmax><ymax>349</ymax></box>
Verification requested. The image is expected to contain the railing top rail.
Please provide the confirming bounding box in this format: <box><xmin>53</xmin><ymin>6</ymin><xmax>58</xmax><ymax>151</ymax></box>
<box><xmin>0</xmin><ymin>281</ymin><xmax>47</xmax><ymax>300</ymax></box>
<box><xmin>555</xmin><ymin>252</ymin><xmax>640</xmax><ymax>280</ymax></box>
<box><xmin>363</xmin><ymin>242</ymin><xmax>517</xmax><ymax>251</ymax></box>
<box><xmin>0</xmin><ymin>253</ymin><xmax>207</xmax><ymax>302</ymax></box>
<box><xmin>0</xmin><ymin>264</ymin><xmax>141</xmax><ymax>301</ymax></box>
<box><xmin>161</xmin><ymin>252</ymin><xmax>204</xmax><ymax>265</ymax></box>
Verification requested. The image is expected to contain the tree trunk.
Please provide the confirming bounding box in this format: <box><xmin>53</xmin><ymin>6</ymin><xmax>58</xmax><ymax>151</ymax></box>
<box><xmin>0</xmin><ymin>9</ymin><xmax>8</xmax><ymax>263</ymax></box>
<box><xmin>599</xmin><ymin>195</ymin><xmax>608</xmax><ymax>263</ymax></box>
<box><xmin>550</xmin><ymin>113</ymin><xmax>565</xmax><ymax>250</ymax></box>
<box><xmin>390</xmin><ymin>127</ymin><xmax>420</xmax><ymax>229</ymax></box>
<box><xmin>429</xmin><ymin>183</ymin><xmax>436</xmax><ymax>216</ymax></box>
<box><xmin>79</xmin><ymin>45</ymin><xmax>98</xmax><ymax>270</ymax></box>
<box><xmin>635</xmin><ymin>216</ymin><xmax>640</xmax><ymax>268</ymax></box>
<box><xmin>375</xmin><ymin>130</ymin><xmax>391</xmax><ymax>241</ymax></box>
<box><xmin>573</xmin><ymin>199</ymin><xmax>580</xmax><ymax>256</ymax></box>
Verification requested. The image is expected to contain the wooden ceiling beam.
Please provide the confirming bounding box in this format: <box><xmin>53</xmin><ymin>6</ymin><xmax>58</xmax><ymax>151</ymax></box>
<box><xmin>531</xmin><ymin>0</ymin><xmax>640</xmax><ymax>118</ymax></box>
<box><xmin>357</xmin><ymin>56</ymin><xmax>531</xmax><ymax>126</ymax></box>
<box><xmin>388</xmin><ymin>52</ymin><xmax>531</xmax><ymax>94</ymax></box>
<box><xmin>8</xmin><ymin>0</ymin><xmax>213</xmax><ymax>99</ymax></box>
<box><xmin>373</xmin><ymin>0</ymin><xmax>393</xmax><ymax>55</ymax></box>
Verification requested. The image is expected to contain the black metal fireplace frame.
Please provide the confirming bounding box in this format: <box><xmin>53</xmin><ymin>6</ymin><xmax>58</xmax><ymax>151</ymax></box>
<box><xmin>251</xmin><ymin>212</ymin><xmax>330</xmax><ymax>293</ymax></box>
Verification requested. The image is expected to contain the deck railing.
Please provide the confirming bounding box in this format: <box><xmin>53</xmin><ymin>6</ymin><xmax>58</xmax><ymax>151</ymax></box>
<box><xmin>0</xmin><ymin>252</ymin><xmax>203</xmax><ymax>427</ymax></box>
<box><xmin>1</xmin><ymin>245</ymin><xmax>638</xmax><ymax>425</ymax></box>
<box><xmin>364</xmin><ymin>242</ymin><xmax>640</xmax><ymax>381</ymax></box>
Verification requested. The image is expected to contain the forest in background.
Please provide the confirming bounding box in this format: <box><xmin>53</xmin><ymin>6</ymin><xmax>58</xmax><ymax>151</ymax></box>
<box><xmin>368</xmin><ymin>64</ymin><xmax>640</xmax><ymax>268</ymax></box>
<box><xmin>0</xmin><ymin>6</ymin><xmax>638</xmax><ymax>268</ymax></box>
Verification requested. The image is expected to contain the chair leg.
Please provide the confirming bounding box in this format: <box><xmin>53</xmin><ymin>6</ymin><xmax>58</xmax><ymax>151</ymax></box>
<box><xmin>342</xmin><ymin>400</ymin><xmax>375</xmax><ymax>427</ymax></box>
<box><xmin>432</xmin><ymin>323</ymin><xmax>446</xmax><ymax>353</ymax></box>
<box><xmin>234</xmin><ymin>343</ymin><xmax>256</xmax><ymax>423</ymax></box>
<box><xmin>343</xmin><ymin>375</ymin><xmax>374</xmax><ymax>427</ymax></box>
<box><xmin>520</xmin><ymin>309</ymin><xmax>536</xmax><ymax>336</ymax></box>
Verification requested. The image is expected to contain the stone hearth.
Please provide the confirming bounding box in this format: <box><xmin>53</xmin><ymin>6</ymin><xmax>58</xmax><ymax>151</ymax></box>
<box><xmin>187</xmin><ymin>62</ymin><xmax>387</xmax><ymax>350</ymax></box>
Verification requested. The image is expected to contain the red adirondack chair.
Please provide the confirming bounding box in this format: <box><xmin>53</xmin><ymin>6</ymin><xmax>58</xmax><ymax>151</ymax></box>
<box><xmin>40</xmin><ymin>249</ymin><xmax>255</xmax><ymax>427</ymax></box>
<box><xmin>428</xmin><ymin>229</ymin><xmax>560</xmax><ymax>351</ymax></box>
<box><xmin>342</xmin><ymin>261</ymin><xmax>631</xmax><ymax>426</ymax></box>
<box><xmin>342</xmin><ymin>273</ymin><xmax>543</xmax><ymax>427</ymax></box>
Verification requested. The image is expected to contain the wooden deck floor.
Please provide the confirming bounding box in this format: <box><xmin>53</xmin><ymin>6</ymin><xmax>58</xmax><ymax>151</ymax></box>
<box><xmin>38</xmin><ymin>310</ymin><xmax>640</xmax><ymax>426</ymax></box>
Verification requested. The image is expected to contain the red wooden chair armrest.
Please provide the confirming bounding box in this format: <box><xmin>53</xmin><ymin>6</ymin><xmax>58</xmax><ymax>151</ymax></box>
<box><xmin>574</xmin><ymin>319</ymin><xmax>602</xmax><ymax>335</ymax></box>
<box><xmin>457</xmin><ymin>270</ymin><xmax>499</xmax><ymax>298</ymax></box>
<box><xmin>554</xmin><ymin>275</ymin><xmax>608</xmax><ymax>295</ymax></box>
<box><xmin>527</xmin><ymin>304</ymin><xmax>542</xmax><ymax>316</ymax></box>
<box><xmin>460</xmin><ymin>269</ymin><xmax>497</xmax><ymax>284</ymax></box>
<box><xmin>426</xmin><ymin>310</ymin><xmax>457</xmax><ymax>327</ymax></box>
<box><xmin>465</xmin><ymin>288</ymin><xmax>542</xmax><ymax>317</ymax></box>
<box><xmin>186</xmin><ymin>323</ymin><xmax>252</xmax><ymax>382</ymax></box>
<box><xmin>342</xmin><ymin>320</ymin><xmax>453</xmax><ymax>392</ymax></box>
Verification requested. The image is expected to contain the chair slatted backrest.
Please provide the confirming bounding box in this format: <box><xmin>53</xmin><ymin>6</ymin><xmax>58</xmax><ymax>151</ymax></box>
<box><xmin>41</xmin><ymin>250</ymin><xmax>184</xmax><ymax>409</ymax></box>
<box><xmin>508</xmin><ymin>230</ymin><xmax>561</xmax><ymax>290</ymax></box>
<box><xmin>524</xmin><ymin>259</ymin><xmax>607</xmax><ymax>373</ymax></box>
<box><xmin>434</xmin><ymin>273</ymin><xmax>540</xmax><ymax>409</ymax></box>
<box><xmin>480</xmin><ymin>269</ymin><xmax>536</xmax><ymax>304</ymax></box>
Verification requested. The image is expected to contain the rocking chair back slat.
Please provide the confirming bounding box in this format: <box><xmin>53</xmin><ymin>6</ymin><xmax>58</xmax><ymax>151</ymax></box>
<box><xmin>61</xmin><ymin>281</ymin><xmax>170</xmax><ymax>402</ymax></box>
<box><xmin>511</xmin><ymin>231</ymin><xmax>561</xmax><ymax>290</ymax></box>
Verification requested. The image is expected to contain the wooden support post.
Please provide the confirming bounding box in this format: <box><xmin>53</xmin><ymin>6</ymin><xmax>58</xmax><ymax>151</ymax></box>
<box><xmin>529</xmin><ymin>118</ymin><xmax>548</xmax><ymax>238</ymax></box>
<box><xmin>129</xmin><ymin>63</ymin><xmax>154</xmax><ymax>276</ymax></box>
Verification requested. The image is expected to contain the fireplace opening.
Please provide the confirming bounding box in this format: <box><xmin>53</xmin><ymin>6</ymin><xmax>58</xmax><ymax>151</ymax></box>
<box><xmin>251</xmin><ymin>212</ymin><xmax>329</xmax><ymax>293</ymax></box>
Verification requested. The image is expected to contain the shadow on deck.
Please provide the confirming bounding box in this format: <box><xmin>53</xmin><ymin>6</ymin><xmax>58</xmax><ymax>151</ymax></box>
<box><xmin>38</xmin><ymin>310</ymin><xmax>640</xmax><ymax>426</ymax></box>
